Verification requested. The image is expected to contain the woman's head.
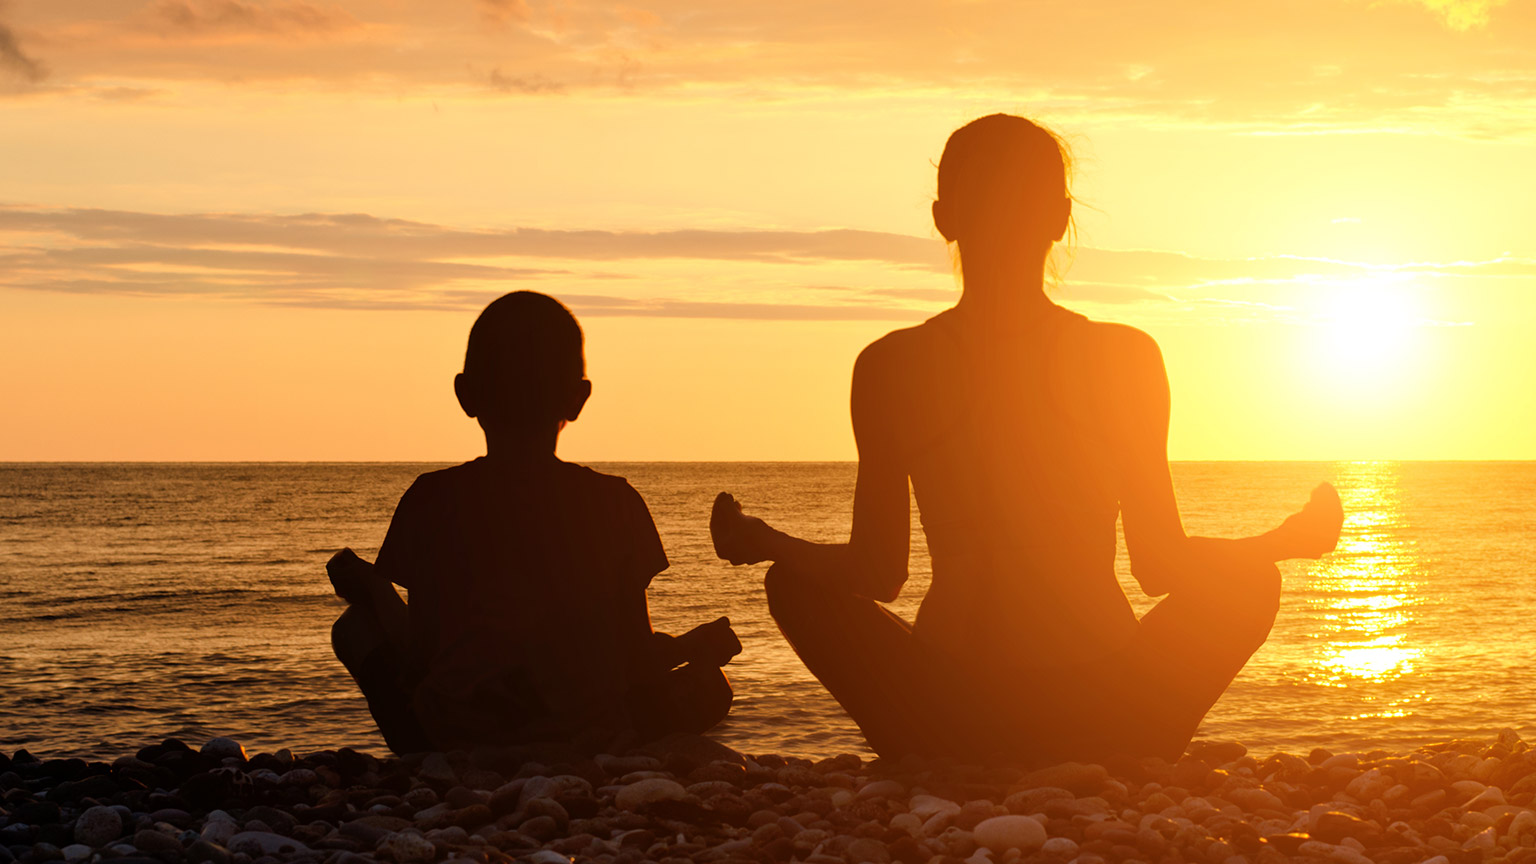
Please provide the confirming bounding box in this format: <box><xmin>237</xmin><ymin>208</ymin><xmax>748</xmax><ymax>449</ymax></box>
<box><xmin>933</xmin><ymin>114</ymin><xmax>1072</xmax><ymax>255</ymax></box>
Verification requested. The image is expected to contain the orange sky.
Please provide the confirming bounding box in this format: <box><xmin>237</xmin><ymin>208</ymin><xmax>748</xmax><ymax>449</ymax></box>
<box><xmin>3</xmin><ymin>0</ymin><xmax>1534</xmax><ymax>460</ymax></box>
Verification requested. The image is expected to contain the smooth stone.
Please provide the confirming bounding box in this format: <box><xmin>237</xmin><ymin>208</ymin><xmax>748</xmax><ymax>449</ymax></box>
<box><xmin>59</xmin><ymin>846</ymin><xmax>91</xmax><ymax>862</ymax></box>
<box><xmin>199</xmin><ymin>739</ymin><xmax>246</xmax><ymax>762</ymax></box>
<box><xmin>1015</xmin><ymin>762</ymin><xmax>1107</xmax><ymax>796</ymax></box>
<box><xmin>524</xmin><ymin>852</ymin><xmax>571</xmax><ymax>864</ymax></box>
<box><xmin>225</xmin><ymin>832</ymin><xmax>311</xmax><ymax>857</ymax></box>
<box><xmin>972</xmin><ymin>816</ymin><xmax>1046</xmax><ymax>853</ymax></box>
<box><xmin>132</xmin><ymin>829</ymin><xmax>183</xmax><ymax>856</ymax></box>
<box><xmin>908</xmin><ymin>795</ymin><xmax>961</xmax><ymax>820</ymax></box>
<box><xmin>1040</xmin><ymin>837</ymin><xmax>1078</xmax><ymax>858</ymax></box>
<box><xmin>375</xmin><ymin>831</ymin><xmax>435</xmax><ymax>864</ymax></box>
<box><xmin>856</xmin><ymin>780</ymin><xmax>905</xmax><ymax>801</ymax></box>
<box><xmin>1227</xmin><ymin>788</ymin><xmax>1286</xmax><ymax>812</ymax></box>
<box><xmin>519</xmin><ymin>775</ymin><xmax>593</xmax><ymax>807</ymax></box>
<box><xmin>184</xmin><ymin>841</ymin><xmax>230</xmax><ymax>864</ymax></box>
<box><xmin>614</xmin><ymin>778</ymin><xmax>686</xmax><ymax>811</ymax></box>
<box><xmin>198</xmin><ymin>823</ymin><xmax>235</xmax><ymax>847</ymax></box>
<box><xmin>74</xmin><ymin>806</ymin><xmax>124</xmax><ymax>847</ymax></box>
<box><xmin>278</xmin><ymin>769</ymin><xmax>318</xmax><ymax>788</ymax></box>
<box><xmin>844</xmin><ymin>837</ymin><xmax>890</xmax><ymax>863</ymax></box>
<box><xmin>418</xmin><ymin>753</ymin><xmax>456</xmax><ymax>784</ymax></box>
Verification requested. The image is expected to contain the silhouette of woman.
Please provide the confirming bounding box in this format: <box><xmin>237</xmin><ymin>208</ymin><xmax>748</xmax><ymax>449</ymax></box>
<box><xmin>711</xmin><ymin>114</ymin><xmax>1343</xmax><ymax>764</ymax></box>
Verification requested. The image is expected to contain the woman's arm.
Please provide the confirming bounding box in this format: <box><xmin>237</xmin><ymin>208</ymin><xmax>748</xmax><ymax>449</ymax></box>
<box><xmin>1114</xmin><ymin>326</ymin><xmax>1341</xmax><ymax>596</ymax></box>
<box><xmin>711</xmin><ymin>341</ymin><xmax>913</xmax><ymax>602</ymax></box>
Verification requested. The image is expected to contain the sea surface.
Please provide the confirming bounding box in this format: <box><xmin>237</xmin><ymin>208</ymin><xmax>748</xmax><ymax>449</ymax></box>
<box><xmin>2</xmin><ymin>461</ymin><xmax>1534</xmax><ymax>762</ymax></box>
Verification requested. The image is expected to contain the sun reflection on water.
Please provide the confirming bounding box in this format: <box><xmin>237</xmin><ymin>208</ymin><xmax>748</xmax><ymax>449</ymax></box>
<box><xmin>1304</xmin><ymin>462</ymin><xmax>1426</xmax><ymax>719</ymax></box>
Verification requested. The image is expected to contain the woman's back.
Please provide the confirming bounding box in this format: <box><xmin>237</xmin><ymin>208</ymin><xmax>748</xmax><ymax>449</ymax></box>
<box><xmin>868</xmin><ymin>302</ymin><xmax>1143</xmax><ymax>670</ymax></box>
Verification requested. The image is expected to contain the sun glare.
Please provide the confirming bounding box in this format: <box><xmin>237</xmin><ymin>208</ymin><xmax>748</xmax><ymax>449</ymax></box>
<box><xmin>1318</xmin><ymin>279</ymin><xmax>1421</xmax><ymax>375</ymax></box>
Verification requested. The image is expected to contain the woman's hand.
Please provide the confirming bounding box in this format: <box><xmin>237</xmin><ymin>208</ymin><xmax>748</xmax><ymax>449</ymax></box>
<box><xmin>711</xmin><ymin>492</ymin><xmax>773</xmax><ymax>565</ymax></box>
<box><xmin>1273</xmin><ymin>482</ymin><xmax>1345</xmax><ymax>559</ymax></box>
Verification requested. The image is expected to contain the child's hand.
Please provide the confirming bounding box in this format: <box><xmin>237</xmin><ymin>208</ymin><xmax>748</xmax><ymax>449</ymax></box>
<box><xmin>1276</xmin><ymin>482</ymin><xmax>1344</xmax><ymax>559</ymax></box>
<box><xmin>698</xmin><ymin>616</ymin><xmax>742</xmax><ymax>667</ymax></box>
<box><xmin>711</xmin><ymin>492</ymin><xmax>770</xmax><ymax>565</ymax></box>
<box><xmin>327</xmin><ymin>547</ymin><xmax>372</xmax><ymax>604</ymax></box>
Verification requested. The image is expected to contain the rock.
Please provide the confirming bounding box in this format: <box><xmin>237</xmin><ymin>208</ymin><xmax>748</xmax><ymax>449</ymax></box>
<box><xmin>518</xmin><ymin>775</ymin><xmax>593</xmax><ymax>806</ymax></box>
<box><xmin>637</xmin><ymin>733</ymin><xmax>747</xmax><ymax>767</ymax></box>
<box><xmin>132</xmin><ymin>829</ymin><xmax>184</xmax><ymax>856</ymax></box>
<box><xmin>225</xmin><ymin>832</ymin><xmax>310</xmax><ymax>857</ymax></box>
<box><xmin>277</xmin><ymin>768</ymin><xmax>318</xmax><ymax>788</ymax></box>
<box><xmin>199</xmin><ymin>819</ymin><xmax>235</xmax><ymax>846</ymax></box>
<box><xmin>75</xmin><ymin>805</ymin><xmax>125</xmax><ymax>847</ymax></box>
<box><xmin>908</xmin><ymin>795</ymin><xmax>961</xmax><ymax>820</ymax></box>
<box><xmin>614</xmin><ymin>777</ymin><xmax>687</xmax><ymax>811</ymax></box>
<box><xmin>1312</xmin><ymin>811</ymin><xmax>1382</xmax><ymax>846</ymax></box>
<box><xmin>1040</xmin><ymin>836</ymin><xmax>1078</xmax><ymax>857</ymax></box>
<box><xmin>856</xmin><ymin>779</ymin><xmax>905</xmax><ymax>800</ymax></box>
<box><xmin>1188</xmin><ymin>740</ymin><xmax>1248</xmax><ymax>764</ymax></box>
<box><xmin>418</xmin><ymin>753</ymin><xmax>456</xmax><ymax>785</ymax></box>
<box><xmin>1015</xmin><ymin>762</ymin><xmax>1107</xmax><ymax>795</ymax></box>
<box><xmin>1227</xmin><ymin>788</ymin><xmax>1287</xmax><ymax>812</ymax></box>
<box><xmin>376</xmin><ymin>830</ymin><xmax>436</xmax><ymax>864</ymax></box>
<box><xmin>199</xmin><ymin>739</ymin><xmax>246</xmax><ymax>762</ymax></box>
<box><xmin>1002</xmin><ymin>787</ymin><xmax>1072</xmax><ymax>815</ymax></box>
<box><xmin>184</xmin><ymin>841</ymin><xmax>230</xmax><ymax>864</ymax></box>
<box><xmin>524</xmin><ymin>852</ymin><xmax>571</xmax><ymax>864</ymax></box>
<box><xmin>844</xmin><ymin>837</ymin><xmax>890</xmax><ymax>863</ymax></box>
<box><xmin>59</xmin><ymin>846</ymin><xmax>91</xmax><ymax>862</ymax></box>
<box><xmin>972</xmin><ymin>816</ymin><xmax>1046</xmax><ymax>853</ymax></box>
<box><xmin>240</xmin><ymin>807</ymin><xmax>295</xmax><ymax>836</ymax></box>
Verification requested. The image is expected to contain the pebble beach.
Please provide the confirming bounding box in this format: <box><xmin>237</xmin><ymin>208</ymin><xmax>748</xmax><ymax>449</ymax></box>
<box><xmin>6</xmin><ymin>732</ymin><xmax>1536</xmax><ymax>864</ymax></box>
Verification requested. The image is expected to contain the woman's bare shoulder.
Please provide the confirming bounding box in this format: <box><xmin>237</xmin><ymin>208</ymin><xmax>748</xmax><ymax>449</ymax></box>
<box><xmin>1071</xmin><ymin>316</ymin><xmax>1164</xmax><ymax>367</ymax></box>
<box><xmin>855</xmin><ymin>317</ymin><xmax>952</xmax><ymax>376</ymax></box>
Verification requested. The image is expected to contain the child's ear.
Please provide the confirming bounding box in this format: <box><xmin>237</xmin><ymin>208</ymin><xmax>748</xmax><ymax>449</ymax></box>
<box><xmin>453</xmin><ymin>372</ymin><xmax>478</xmax><ymax>418</ymax></box>
<box><xmin>564</xmin><ymin>379</ymin><xmax>592</xmax><ymax>423</ymax></box>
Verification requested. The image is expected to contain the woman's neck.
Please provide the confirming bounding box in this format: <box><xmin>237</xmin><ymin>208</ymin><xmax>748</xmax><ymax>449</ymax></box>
<box><xmin>953</xmin><ymin>277</ymin><xmax>1054</xmax><ymax>327</ymax></box>
<box><xmin>951</xmin><ymin>240</ymin><xmax>1054</xmax><ymax>324</ymax></box>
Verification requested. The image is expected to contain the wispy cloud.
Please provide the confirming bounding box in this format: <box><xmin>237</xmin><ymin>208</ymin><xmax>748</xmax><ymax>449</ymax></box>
<box><xmin>150</xmin><ymin>0</ymin><xmax>359</xmax><ymax>37</ymax></box>
<box><xmin>476</xmin><ymin>0</ymin><xmax>531</xmax><ymax>27</ymax></box>
<box><xmin>1404</xmin><ymin>0</ymin><xmax>1510</xmax><ymax>30</ymax></box>
<box><xmin>2</xmin><ymin>204</ymin><xmax>1529</xmax><ymax>320</ymax></box>
<box><xmin>484</xmin><ymin>66</ymin><xmax>563</xmax><ymax>93</ymax></box>
<box><xmin>0</xmin><ymin>13</ymin><xmax>45</xmax><ymax>83</ymax></box>
<box><xmin>8</xmin><ymin>1</ymin><xmax>1536</xmax><ymax>135</ymax></box>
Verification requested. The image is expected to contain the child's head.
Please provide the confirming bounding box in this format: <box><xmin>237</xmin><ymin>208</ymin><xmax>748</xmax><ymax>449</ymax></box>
<box><xmin>454</xmin><ymin>291</ymin><xmax>591</xmax><ymax>439</ymax></box>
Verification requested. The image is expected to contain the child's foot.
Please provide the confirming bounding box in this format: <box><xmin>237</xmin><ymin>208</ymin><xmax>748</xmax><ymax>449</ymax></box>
<box><xmin>711</xmin><ymin>492</ymin><xmax>768</xmax><ymax>565</ymax></box>
<box><xmin>1280</xmin><ymin>482</ymin><xmax>1344</xmax><ymax>558</ymax></box>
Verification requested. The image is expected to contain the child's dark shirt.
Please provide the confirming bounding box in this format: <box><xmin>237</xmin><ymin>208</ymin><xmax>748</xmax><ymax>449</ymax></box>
<box><xmin>374</xmin><ymin>456</ymin><xmax>667</xmax><ymax>747</ymax></box>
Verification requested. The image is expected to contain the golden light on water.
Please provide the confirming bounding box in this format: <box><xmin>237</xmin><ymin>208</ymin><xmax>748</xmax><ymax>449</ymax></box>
<box><xmin>1304</xmin><ymin>462</ymin><xmax>1427</xmax><ymax>719</ymax></box>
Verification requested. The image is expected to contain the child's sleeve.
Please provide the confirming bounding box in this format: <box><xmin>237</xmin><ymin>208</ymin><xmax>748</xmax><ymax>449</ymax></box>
<box><xmin>375</xmin><ymin>478</ymin><xmax>432</xmax><ymax>591</ymax></box>
<box><xmin>620</xmin><ymin>482</ymin><xmax>669</xmax><ymax>589</ymax></box>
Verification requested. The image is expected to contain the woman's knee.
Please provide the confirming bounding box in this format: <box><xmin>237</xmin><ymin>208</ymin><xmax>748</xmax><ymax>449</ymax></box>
<box><xmin>1230</xmin><ymin>562</ymin><xmax>1281</xmax><ymax>651</ymax></box>
<box><xmin>764</xmin><ymin>562</ymin><xmax>817</xmax><ymax>622</ymax></box>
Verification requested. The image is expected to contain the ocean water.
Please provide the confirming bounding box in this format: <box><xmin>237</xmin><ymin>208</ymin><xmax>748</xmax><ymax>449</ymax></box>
<box><xmin>1</xmin><ymin>461</ymin><xmax>1533</xmax><ymax>762</ymax></box>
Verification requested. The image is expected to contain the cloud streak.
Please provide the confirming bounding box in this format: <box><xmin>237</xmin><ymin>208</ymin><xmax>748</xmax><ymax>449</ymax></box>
<box><xmin>2</xmin><ymin>204</ymin><xmax>1529</xmax><ymax>321</ymax></box>
<box><xmin>0</xmin><ymin>17</ymin><xmax>45</xmax><ymax>83</ymax></box>
<box><xmin>150</xmin><ymin>0</ymin><xmax>358</xmax><ymax>37</ymax></box>
<box><xmin>7</xmin><ymin>1</ymin><xmax>1536</xmax><ymax>135</ymax></box>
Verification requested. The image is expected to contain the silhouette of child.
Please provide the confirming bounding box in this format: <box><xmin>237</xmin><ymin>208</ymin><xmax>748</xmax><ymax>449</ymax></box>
<box><xmin>329</xmin><ymin>291</ymin><xmax>739</xmax><ymax>754</ymax></box>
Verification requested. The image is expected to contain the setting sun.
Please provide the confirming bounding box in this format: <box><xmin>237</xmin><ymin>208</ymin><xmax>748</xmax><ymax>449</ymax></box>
<box><xmin>1315</xmin><ymin>278</ymin><xmax>1424</xmax><ymax>382</ymax></box>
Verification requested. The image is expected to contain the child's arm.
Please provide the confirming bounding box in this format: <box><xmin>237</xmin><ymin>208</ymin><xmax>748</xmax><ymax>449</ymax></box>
<box><xmin>649</xmin><ymin>618</ymin><xmax>741</xmax><ymax>670</ymax></box>
<box><xmin>327</xmin><ymin>548</ymin><xmax>410</xmax><ymax>656</ymax></box>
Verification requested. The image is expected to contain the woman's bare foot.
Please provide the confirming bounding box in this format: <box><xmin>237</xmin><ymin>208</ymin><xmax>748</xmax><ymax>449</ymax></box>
<box><xmin>1278</xmin><ymin>482</ymin><xmax>1344</xmax><ymax>559</ymax></box>
<box><xmin>711</xmin><ymin>492</ymin><xmax>770</xmax><ymax>565</ymax></box>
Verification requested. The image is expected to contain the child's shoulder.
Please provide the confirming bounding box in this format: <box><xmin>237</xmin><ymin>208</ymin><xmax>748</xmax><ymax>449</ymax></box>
<box><xmin>553</xmin><ymin>460</ymin><xmax>646</xmax><ymax>503</ymax></box>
